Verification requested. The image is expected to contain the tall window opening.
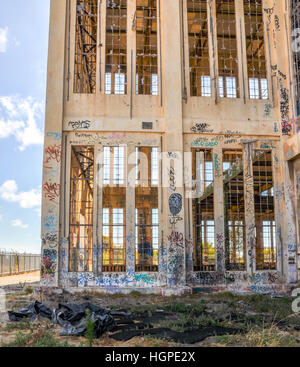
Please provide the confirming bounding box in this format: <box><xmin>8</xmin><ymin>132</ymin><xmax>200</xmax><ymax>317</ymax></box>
<box><xmin>192</xmin><ymin>149</ymin><xmax>215</xmax><ymax>271</ymax></box>
<box><xmin>69</xmin><ymin>146</ymin><xmax>94</xmax><ymax>272</ymax></box>
<box><xmin>102</xmin><ymin>147</ymin><xmax>126</xmax><ymax>272</ymax></box>
<box><xmin>223</xmin><ymin>150</ymin><xmax>245</xmax><ymax>270</ymax></box>
<box><xmin>253</xmin><ymin>151</ymin><xmax>276</xmax><ymax>270</ymax></box>
<box><xmin>105</xmin><ymin>0</ymin><xmax>127</xmax><ymax>95</ymax></box>
<box><xmin>244</xmin><ymin>0</ymin><xmax>268</xmax><ymax>99</ymax></box>
<box><xmin>135</xmin><ymin>147</ymin><xmax>159</xmax><ymax>271</ymax></box>
<box><xmin>136</xmin><ymin>0</ymin><xmax>158</xmax><ymax>95</ymax></box>
<box><xmin>187</xmin><ymin>0</ymin><xmax>211</xmax><ymax>97</ymax></box>
<box><xmin>216</xmin><ymin>0</ymin><xmax>239</xmax><ymax>98</ymax></box>
<box><xmin>74</xmin><ymin>0</ymin><xmax>98</xmax><ymax>94</ymax></box>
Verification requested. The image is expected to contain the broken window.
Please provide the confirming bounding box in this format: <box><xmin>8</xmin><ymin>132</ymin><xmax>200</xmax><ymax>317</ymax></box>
<box><xmin>69</xmin><ymin>146</ymin><xmax>94</xmax><ymax>272</ymax></box>
<box><xmin>192</xmin><ymin>149</ymin><xmax>215</xmax><ymax>271</ymax></box>
<box><xmin>102</xmin><ymin>147</ymin><xmax>126</xmax><ymax>272</ymax></box>
<box><xmin>187</xmin><ymin>0</ymin><xmax>211</xmax><ymax>97</ymax></box>
<box><xmin>253</xmin><ymin>151</ymin><xmax>276</xmax><ymax>270</ymax></box>
<box><xmin>74</xmin><ymin>0</ymin><xmax>98</xmax><ymax>94</ymax></box>
<box><xmin>216</xmin><ymin>0</ymin><xmax>239</xmax><ymax>98</ymax></box>
<box><xmin>135</xmin><ymin>147</ymin><xmax>159</xmax><ymax>271</ymax></box>
<box><xmin>105</xmin><ymin>0</ymin><xmax>127</xmax><ymax>95</ymax></box>
<box><xmin>136</xmin><ymin>0</ymin><xmax>158</xmax><ymax>95</ymax></box>
<box><xmin>223</xmin><ymin>150</ymin><xmax>245</xmax><ymax>270</ymax></box>
<box><xmin>244</xmin><ymin>0</ymin><xmax>268</xmax><ymax>99</ymax></box>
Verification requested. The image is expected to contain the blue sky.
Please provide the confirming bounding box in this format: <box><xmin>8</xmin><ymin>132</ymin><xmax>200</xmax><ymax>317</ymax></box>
<box><xmin>0</xmin><ymin>0</ymin><xmax>50</xmax><ymax>253</ymax></box>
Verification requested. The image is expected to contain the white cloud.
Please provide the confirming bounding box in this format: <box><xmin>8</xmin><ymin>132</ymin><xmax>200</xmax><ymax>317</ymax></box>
<box><xmin>0</xmin><ymin>95</ymin><xmax>44</xmax><ymax>150</ymax></box>
<box><xmin>0</xmin><ymin>27</ymin><xmax>8</xmax><ymax>53</ymax></box>
<box><xmin>0</xmin><ymin>180</ymin><xmax>41</xmax><ymax>209</ymax></box>
<box><xmin>11</xmin><ymin>219</ymin><xmax>28</xmax><ymax>229</ymax></box>
<box><xmin>0</xmin><ymin>213</ymin><xmax>2</xmax><ymax>221</ymax></box>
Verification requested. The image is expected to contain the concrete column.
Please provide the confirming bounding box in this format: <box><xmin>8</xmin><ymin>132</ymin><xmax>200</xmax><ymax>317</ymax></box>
<box><xmin>274</xmin><ymin>0</ymin><xmax>298</xmax><ymax>283</ymax></box>
<box><xmin>161</xmin><ymin>0</ymin><xmax>186</xmax><ymax>288</ymax></box>
<box><xmin>213</xmin><ymin>147</ymin><xmax>225</xmax><ymax>274</ymax></box>
<box><xmin>126</xmin><ymin>144</ymin><xmax>136</xmax><ymax>278</ymax></box>
<box><xmin>293</xmin><ymin>159</ymin><xmax>300</xmax><ymax>280</ymax></box>
<box><xmin>41</xmin><ymin>0</ymin><xmax>67</xmax><ymax>287</ymax></box>
<box><xmin>243</xmin><ymin>142</ymin><xmax>256</xmax><ymax>275</ymax></box>
<box><xmin>272</xmin><ymin>148</ymin><xmax>284</xmax><ymax>275</ymax></box>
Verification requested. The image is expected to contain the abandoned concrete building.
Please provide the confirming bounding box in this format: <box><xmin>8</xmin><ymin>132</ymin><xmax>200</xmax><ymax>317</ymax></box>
<box><xmin>41</xmin><ymin>0</ymin><xmax>300</xmax><ymax>294</ymax></box>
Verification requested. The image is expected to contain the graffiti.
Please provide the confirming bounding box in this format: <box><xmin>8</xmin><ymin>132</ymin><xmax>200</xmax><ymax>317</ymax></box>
<box><xmin>185</xmin><ymin>238</ymin><xmax>193</xmax><ymax>249</ymax></box>
<box><xmin>268</xmin><ymin>272</ymin><xmax>279</xmax><ymax>283</ymax></box>
<box><xmin>278</xmin><ymin>70</ymin><xmax>287</xmax><ymax>80</ymax></box>
<box><xmin>167</xmin><ymin>152</ymin><xmax>178</xmax><ymax>159</ymax></box>
<box><xmin>43</xmin><ymin>215</ymin><xmax>58</xmax><ymax>232</ymax></box>
<box><xmin>168</xmin><ymin>167</ymin><xmax>176</xmax><ymax>192</ymax></box>
<box><xmin>247</xmin><ymin>285</ymin><xmax>276</xmax><ymax>294</ymax></box>
<box><xmin>282</xmin><ymin>120</ymin><xmax>292</xmax><ymax>135</ymax></box>
<box><xmin>260</xmin><ymin>143</ymin><xmax>276</xmax><ymax>149</ymax></box>
<box><xmin>46</xmin><ymin>132</ymin><xmax>62</xmax><ymax>141</ymax></box>
<box><xmin>43</xmin><ymin>182</ymin><xmax>61</xmax><ymax>202</ymax></box>
<box><xmin>224</xmin><ymin>139</ymin><xmax>237</xmax><ymax>145</ymax></box>
<box><xmin>216</xmin><ymin>233</ymin><xmax>224</xmax><ymax>271</ymax></box>
<box><xmin>168</xmin><ymin>254</ymin><xmax>184</xmax><ymax>285</ymax></box>
<box><xmin>78</xmin><ymin>273</ymin><xmax>89</xmax><ymax>287</ymax></box>
<box><xmin>41</xmin><ymin>249</ymin><xmax>57</xmax><ymax>280</ymax></box>
<box><xmin>224</xmin><ymin>130</ymin><xmax>242</xmax><ymax>139</ymax></box>
<box><xmin>126</xmin><ymin>233</ymin><xmax>135</xmax><ymax>243</ymax></box>
<box><xmin>134</xmin><ymin>274</ymin><xmax>155</xmax><ymax>285</ymax></box>
<box><xmin>188</xmin><ymin>270</ymin><xmax>280</xmax><ymax>287</ymax></box>
<box><xmin>169</xmin><ymin>215</ymin><xmax>183</xmax><ymax>228</ymax></box>
<box><xmin>264</xmin><ymin>102</ymin><xmax>273</xmax><ymax>117</ymax></box>
<box><xmin>168</xmin><ymin>230</ymin><xmax>184</xmax><ymax>249</ymax></box>
<box><xmin>191</xmin><ymin>123</ymin><xmax>213</xmax><ymax>133</ymax></box>
<box><xmin>191</xmin><ymin>140</ymin><xmax>218</xmax><ymax>148</ymax></box>
<box><xmin>263</xmin><ymin>7</ymin><xmax>274</xmax><ymax>25</ymax></box>
<box><xmin>214</xmin><ymin>153</ymin><xmax>221</xmax><ymax>177</ymax></box>
<box><xmin>169</xmin><ymin>193</ymin><xmax>182</xmax><ymax>215</ymax></box>
<box><xmin>188</xmin><ymin>272</ymin><xmax>223</xmax><ymax>285</ymax></box>
<box><xmin>280</xmin><ymin>86</ymin><xmax>290</xmax><ymax>126</ymax></box>
<box><xmin>274</xmin><ymin>15</ymin><xmax>280</xmax><ymax>31</ymax></box>
<box><xmin>68</xmin><ymin>120</ymin><xmax>91</xmax><ymax>130</ymax></box>
<box><xmin>43</xmin><ymin>144</ymin><xmax>62</xmax><ymax>169</ymax></box>
<box><xmin>42</xmin><ymin>233</ymin><xmax>58</xmax><ymax>248</ymax></box>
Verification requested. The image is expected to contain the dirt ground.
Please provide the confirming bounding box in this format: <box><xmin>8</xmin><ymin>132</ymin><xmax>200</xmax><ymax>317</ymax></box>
<box><xmin>0</xmin><ymin>271</ymin><xmax>40</xmax><ymax>287</ymax></box>
<box><xmin>1</xmin><ymin>280</ymin><xmax>300</xmax><ymax>347</ymax></box>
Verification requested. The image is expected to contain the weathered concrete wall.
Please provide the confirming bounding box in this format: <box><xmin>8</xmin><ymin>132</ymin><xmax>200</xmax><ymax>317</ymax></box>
<box><xmin>41</xmin><ymin>0</ymin><xmax>300</xmax><ymax>294</ymax></box>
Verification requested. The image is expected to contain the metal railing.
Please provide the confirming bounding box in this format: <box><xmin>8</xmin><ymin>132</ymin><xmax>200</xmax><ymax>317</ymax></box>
<box><xmin>0</xmin><ymin>251</ymin><xmax>40</xmax><ymax>276</ymax></box>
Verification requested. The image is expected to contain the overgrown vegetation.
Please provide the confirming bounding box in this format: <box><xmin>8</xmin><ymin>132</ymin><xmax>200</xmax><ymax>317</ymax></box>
<box><xmin>85</xmin><ymin>309</ymin><xmax>95</xmax><ymax>347</ymax></box>
<box><xmin>2</xmin><ymin>285</ymin><xmax>300</xmax><ymax>347</ymax></box>
<box><xmin>1</xmin><ymin>329</ymin><xmax>73</xmax><ymax>347</ymax></box>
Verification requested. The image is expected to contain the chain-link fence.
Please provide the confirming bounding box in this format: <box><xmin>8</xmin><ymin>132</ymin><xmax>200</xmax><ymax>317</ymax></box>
<box><xmin>0</xmin><ymin>251</ymin><xmax>40</xmax><ymax>276</ymax></box>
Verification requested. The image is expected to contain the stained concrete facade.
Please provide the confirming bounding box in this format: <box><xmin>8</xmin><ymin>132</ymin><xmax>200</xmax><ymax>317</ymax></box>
<box><xmin>41</xmin><ymin>0</ymin><xmax>300</xmax><ymax>295</ymax></box>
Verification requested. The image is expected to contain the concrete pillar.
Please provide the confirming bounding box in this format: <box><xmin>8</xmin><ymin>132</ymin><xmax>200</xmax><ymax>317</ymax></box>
<box><xmin>243</xmin><ymin>142</ymin><xmax>256</xmax><ymax>275</ymax></box>
<box><xmin>274</xmin><ymin>0</ymin><xmax>298</xmax><ymax>283</ymax></box>
<box><xmin>161</xmin><ymin>0</ymin><xmax>186</xmax><ymax>288</ymax></box>
<box><xmin>41</xmin><ymin>0</ymin><xmax>67</xmax><ymax>287</ymax></box>
<box><xmin>126</xmin><ymin>144</ymin><xmax>136</xmax><ymax>278</ymax></box>
<box><xmin>273</xmin><ymin>148</ymin><xmax>284</xmax><ymax>275</ymax></box>
<box><xmin>213</xmin><ymin>147</ymin><xmax>225</xmax><ymax>274</ymax></box>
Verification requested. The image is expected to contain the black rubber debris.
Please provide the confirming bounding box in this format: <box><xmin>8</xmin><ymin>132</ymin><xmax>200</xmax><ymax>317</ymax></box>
<box><xmin>8</xmin><ymin>301</ymin><xmax>115</xmax><ymax>337</ymax></box>
<box><xmin>8</xmin><ymin>301</ymin><xmax>53</xmax><ymax>322</ymax></box>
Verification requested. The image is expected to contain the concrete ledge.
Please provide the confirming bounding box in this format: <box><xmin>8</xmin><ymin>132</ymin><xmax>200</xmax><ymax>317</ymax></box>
<box><xmin>161</xmin><ymin>287</ymin><xmax>192</xmax><ymax>297</ymax></box>
<box><xmin>35</xmin><ymin>286</ymin><xmax>194</xmax><ymax>297</ymax></box>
